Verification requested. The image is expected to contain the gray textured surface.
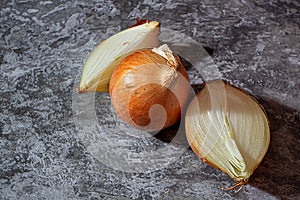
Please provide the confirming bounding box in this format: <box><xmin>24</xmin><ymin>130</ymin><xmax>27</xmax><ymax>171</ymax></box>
<box><xmin>0</xmin><ymin>0</ymin><xmax>299</xmax><ymax>199</ymax></box>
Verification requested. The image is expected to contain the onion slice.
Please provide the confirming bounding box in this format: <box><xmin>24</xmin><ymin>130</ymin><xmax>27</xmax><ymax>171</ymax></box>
<box><xmin>77</xmin><ymin>20</ymin><xmax>160</xmax><ymax>93</ymax></box>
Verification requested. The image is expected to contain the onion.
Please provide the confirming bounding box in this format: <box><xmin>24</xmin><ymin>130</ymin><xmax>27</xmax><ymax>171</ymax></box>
<box><xmin>77</xmin><ymin>20</ymin><xmax>160</xmax><ymax>93</ymax></box>
<box><xmin>185</xmin><ymin>80</ymin><xmax>270</xmax><ymax>191</ymax></box>
<box><xmin>109</xmin><ymin>44</ymin><xmax>190</xmax><ymax>132</ymax></box>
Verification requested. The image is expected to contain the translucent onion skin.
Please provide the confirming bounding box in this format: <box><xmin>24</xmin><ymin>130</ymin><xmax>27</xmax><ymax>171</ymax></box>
<box><xmin>109</xmin><ymin>48</ymin><xmax>190</xmax><ymax>132</ymax></box>
<box><xmin>185</xmin><ymin>80</ymin><xmax>270</xmax><ymax>189</ymax></box>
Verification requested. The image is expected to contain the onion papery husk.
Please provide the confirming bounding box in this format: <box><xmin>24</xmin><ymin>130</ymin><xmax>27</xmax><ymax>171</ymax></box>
<box><xmin>77</xmin><ymin>20</ymin><xmax>160</xmax><ymax>93</ymax></box>
<box><xmin>185</xmin><ymin>80</ymin><xmax>270</xmax><ymax>191</ymax></box>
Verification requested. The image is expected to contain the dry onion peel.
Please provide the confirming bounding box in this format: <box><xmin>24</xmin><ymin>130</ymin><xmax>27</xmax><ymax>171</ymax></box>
<box><xmin>77</xmin><ymin>20</ymin><xmax>160</xmax><ymax>93</ymax></box>
<box><xmin>185</xmin><ymin>80</ymin><xmax>270</xmax><ymax>190</ymax></box>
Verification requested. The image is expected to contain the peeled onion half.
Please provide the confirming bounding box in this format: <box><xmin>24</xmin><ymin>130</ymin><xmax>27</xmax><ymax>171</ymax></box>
<box><xmin>185</xmin><ymin>80</ymin><xmax>270</xmax><ymax>189</ymax></box>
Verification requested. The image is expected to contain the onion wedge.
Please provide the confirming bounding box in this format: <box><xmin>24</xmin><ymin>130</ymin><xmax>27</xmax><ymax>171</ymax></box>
<box><xmin>77</xmin><ymin>20</ymin><xmax>160</xmax><ymax>93</ymax></box>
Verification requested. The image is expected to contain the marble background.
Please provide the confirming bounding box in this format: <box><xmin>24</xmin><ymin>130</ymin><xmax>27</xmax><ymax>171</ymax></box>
<box><xmin>0</xmin><ymin>0</ymin><xmax>299</xmax><ymax>199</ymax></box>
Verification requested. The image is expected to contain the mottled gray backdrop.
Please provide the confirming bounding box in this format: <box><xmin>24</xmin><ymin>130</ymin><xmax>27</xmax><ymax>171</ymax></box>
<box><xmin>0</xmin><ymin>0</ymin><xmax>299</xmax><ymax>199</ymax></box>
